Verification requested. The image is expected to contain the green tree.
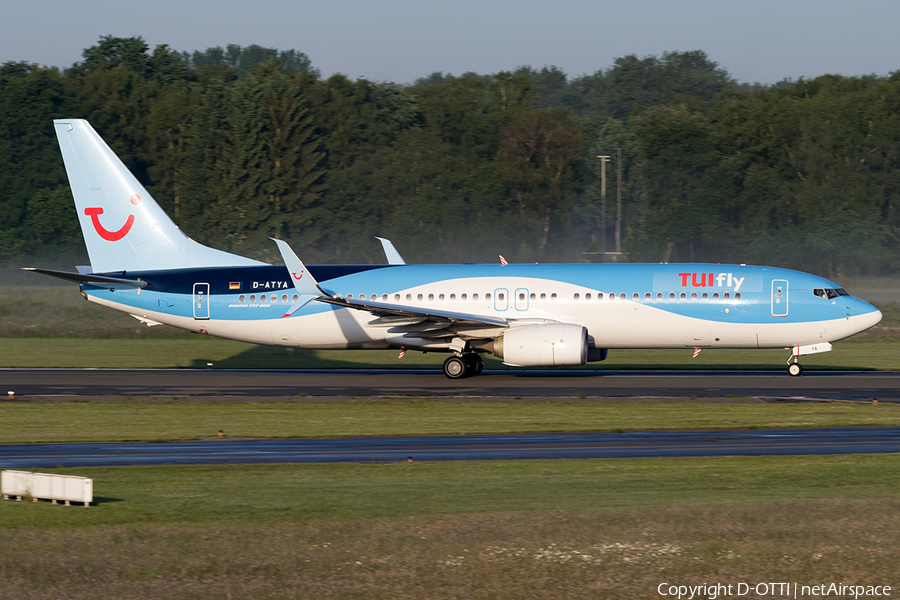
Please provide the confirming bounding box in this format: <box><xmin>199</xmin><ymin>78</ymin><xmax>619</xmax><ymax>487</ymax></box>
<box><xmin>496</xmin><ymin>108</ymin><xmax>583</xmax><ymax>258</ymax></box>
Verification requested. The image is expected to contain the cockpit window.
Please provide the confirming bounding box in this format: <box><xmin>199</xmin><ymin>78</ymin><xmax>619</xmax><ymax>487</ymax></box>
<box><xmin>814</xmin><ymin>288</ymin><xmax>849</xmax><ymax>299</ymax></box>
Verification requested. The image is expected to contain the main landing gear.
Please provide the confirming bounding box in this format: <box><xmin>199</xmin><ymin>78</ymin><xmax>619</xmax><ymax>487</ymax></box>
<box><xmin>442</xmin><ymin>353</ymin><xmax>484</xmax><ymax>379</ymax></box>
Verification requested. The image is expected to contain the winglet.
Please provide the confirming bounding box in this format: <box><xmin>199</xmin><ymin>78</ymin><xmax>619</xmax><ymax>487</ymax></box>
<box><xmin>375</xmin><ymin>237</ymin><xmax>406</xmax><ymax>265</ymax></box>
<box><xmin>271</xmin><ymin>238</ymin><xmax>332</xmax><ymax>317</ymax></box>
<box><xmin>271</xmin><ymin>239</ymin><xmax>325</xmax><ymax>295</ymax></box>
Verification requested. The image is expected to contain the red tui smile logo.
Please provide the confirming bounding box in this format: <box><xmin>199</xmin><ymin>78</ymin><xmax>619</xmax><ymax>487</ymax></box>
<box><xmin>84</xmin><ymin>207</ymin><xmax>134</xmax><ymax>241</ymax></box>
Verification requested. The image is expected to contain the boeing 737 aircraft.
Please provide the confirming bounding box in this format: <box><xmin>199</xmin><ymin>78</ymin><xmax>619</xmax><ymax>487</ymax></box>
<box><xmin>27</xmin><ymin>119</ymin><xmax>882</xmax><ymax>379</ymax></box>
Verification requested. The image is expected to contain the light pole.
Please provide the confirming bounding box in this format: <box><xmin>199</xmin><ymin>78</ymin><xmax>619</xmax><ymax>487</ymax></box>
<box><xmin>596</xmin><ymin>154</ymin><xmax>610</xmax><ymax>257</ymax></box>
<box><xmin>610</xmin><ymin>145</ymin><xmax>625</xmax><ymax>255</ymax></box>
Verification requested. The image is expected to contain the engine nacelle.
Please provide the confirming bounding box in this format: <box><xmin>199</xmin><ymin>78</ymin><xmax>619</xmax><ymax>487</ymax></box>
<box><xmin>493</xmin><ymin>323</ymin><xmax>588</xmax><ymax>367</ymax></box>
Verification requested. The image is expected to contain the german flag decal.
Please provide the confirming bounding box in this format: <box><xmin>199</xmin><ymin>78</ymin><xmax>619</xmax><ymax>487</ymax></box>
<box><xmin>229</xmin><ymin>282</ymin><xmax>241</xmax><ymax>290</ymax></box>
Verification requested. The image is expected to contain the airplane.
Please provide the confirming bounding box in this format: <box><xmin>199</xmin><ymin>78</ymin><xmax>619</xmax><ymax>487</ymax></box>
<box><xmin>26</xmin><ymin>119</ymin><xmax>883</xmax><ymax>379</ymax></box>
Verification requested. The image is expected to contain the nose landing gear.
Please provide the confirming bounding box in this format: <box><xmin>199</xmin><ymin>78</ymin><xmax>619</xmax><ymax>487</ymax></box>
<box><xmin>442</xmin><ymin>353</ymin><xmax>484</xmax><ymax>379</ymax></box>
<box><xmin>787</xmin><ymin>361</ymin><xmax>803</xmax><ymax>377</ymax></box>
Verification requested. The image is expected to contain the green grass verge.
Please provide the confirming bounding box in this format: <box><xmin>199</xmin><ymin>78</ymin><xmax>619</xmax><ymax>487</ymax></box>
<box><xmin>3</xmin><ymin>455</ymin><xmax>899</xmax><ymax>528</ymax></box>
<box><xmin>2</xmin><ymin>401</ymin><xmax>900</xmax><ymax>443</ymax></box>
<box><xmin>3</xmin><ymin>457</ymin><xmax>900</xmax><ymax>598</ymax></box>
<box><xmin>2</xmin><ymin>336</ymin><xmax>899</xmax><ymax>369</ymax></box>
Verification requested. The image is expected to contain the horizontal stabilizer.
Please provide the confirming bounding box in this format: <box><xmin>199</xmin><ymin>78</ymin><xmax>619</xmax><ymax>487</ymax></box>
<box><xmin>22</xmin><ymin>267</ymin><xmax>147</xmax><ymax>288</ymax></box>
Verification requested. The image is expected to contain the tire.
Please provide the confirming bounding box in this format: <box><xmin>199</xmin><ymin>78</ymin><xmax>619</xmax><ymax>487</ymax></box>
<box><xmin>470</xmin><ymin>354</ymin><xmax>484</xmax><ymax>376</ymax></box>
<box><xmin>788</xmin><ymin>363</ymin><xmax>802</xmax><ymax>377</ymax></box>
<box><xmin>443</xmin><ymin>356</ymin><xmax>469</xmax><ymax>379</ymax></box>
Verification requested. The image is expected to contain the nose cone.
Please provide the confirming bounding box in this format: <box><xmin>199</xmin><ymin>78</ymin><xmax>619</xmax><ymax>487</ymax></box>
<box><xmin>852</xmin><ymin>299</ymin><xmax>882</xmax><ymax>334</ymax></box>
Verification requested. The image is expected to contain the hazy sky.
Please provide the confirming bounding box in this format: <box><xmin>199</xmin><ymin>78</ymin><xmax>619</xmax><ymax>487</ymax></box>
<box><xmin>2</xmin><ymin>0</ymin><xmax>897</xmax><ymax>84</ymax></box>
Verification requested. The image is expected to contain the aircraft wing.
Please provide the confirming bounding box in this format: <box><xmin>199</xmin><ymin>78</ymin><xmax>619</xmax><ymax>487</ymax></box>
<box><xmin>271</xmin><ymin>237</ymin><xmax>509</xmax><ymax>337</ymax></box>
<box><xmin>317</xmin><ymin>295</ymin><xmax>508</xmax><ymax>329</ymax></box>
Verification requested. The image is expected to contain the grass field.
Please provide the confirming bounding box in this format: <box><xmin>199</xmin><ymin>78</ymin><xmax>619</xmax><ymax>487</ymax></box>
<box><xmin>3</xmin><ymin>400</ymin><xmax>900</xmax><ymax>443</ymax></box>
<box><xmin>1</xmin><ymin>457</ymin><xmax>899</xmax><ymax>598</ymax></box>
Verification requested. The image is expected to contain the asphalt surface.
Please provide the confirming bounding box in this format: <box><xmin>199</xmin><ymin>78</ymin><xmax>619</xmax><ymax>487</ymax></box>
<box><xmin>2</xmin><ymin>427</ymin><xmax>899</xmax><ymax>468</ymax></box>
<box><xmin>2</xmin><ymin>368</ymin><xmax>899</xmax><ymax>401</ymax></box>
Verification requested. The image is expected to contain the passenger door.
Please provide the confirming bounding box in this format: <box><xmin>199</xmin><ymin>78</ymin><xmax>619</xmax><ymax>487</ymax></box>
<box><xmin>771</xmin><ymin>279</ymin><xmax>788</xmax><ymax>317</ymax></box>
<box><xmin>193</xmin><ymin>283</ymin><xmax>210</xmax><ymax>320</ymax></box>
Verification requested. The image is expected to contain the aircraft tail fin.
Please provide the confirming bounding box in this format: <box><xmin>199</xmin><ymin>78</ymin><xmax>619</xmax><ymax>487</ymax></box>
<box><xmin>53</xmin><ymin>119</ymin><xmax>264</xmax><ymax>273</ymax></box>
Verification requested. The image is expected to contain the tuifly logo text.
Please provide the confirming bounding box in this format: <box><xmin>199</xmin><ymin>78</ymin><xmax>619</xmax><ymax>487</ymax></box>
<box><xmin>679</xmin><ymin>273</ymin><xmax>746</xmax><ymax>292</ymax></box>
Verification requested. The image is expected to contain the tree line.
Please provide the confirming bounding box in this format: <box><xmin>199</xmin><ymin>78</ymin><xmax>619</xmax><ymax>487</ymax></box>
<box><xmin>1</xmin><ymin>36</ymin><xmax>897</xmax><ymax>277</ymax></box>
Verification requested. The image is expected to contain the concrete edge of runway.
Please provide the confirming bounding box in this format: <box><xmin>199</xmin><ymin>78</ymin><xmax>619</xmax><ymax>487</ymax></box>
<box><xmin>3</xmin><ymin>394</ymin><xmax>895</xmax><ymax>404</ymax></box>
<box><xmin>2</xmin><ymin>367</ymin><xmax>898</xmax><ymax>375</ymax></box>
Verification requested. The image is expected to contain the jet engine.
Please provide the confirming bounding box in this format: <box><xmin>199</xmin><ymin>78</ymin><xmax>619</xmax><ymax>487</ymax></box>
<box><xmin>492</xmin><ymin>323</ymin><xmax>588</xmax><ymax>367</ymax></box>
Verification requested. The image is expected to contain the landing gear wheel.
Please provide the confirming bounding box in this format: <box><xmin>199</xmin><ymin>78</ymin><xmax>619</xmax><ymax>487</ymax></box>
<box><xmin>472</xmin><ymin>354</ymin><xmax>484</xmax><ymax>376</ymax></box>
<box><xmin>788</xmin><ymin>363</ymin><xmax>802</xmax><ymax>377</ymax></box>
<box><xmin>464</xmin><ymin>354</ymin><xmax>484</xmax><ymax>377</ymax></box>
<box><xmin>443</xmin><ymin>355</ymin><xmax>469</xmax><ymax>379</ymax></box>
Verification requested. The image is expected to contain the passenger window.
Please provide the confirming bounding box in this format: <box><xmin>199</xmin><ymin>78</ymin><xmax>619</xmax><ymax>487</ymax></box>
<box><xmin>701</xmin><ymin>292</ymin><xmax>708</xmax><ymax>300</ymax></box>
<box><xmin>498</xmin><ymin>293</ymin><xmax>504</xmax><ymax>301</ymax></box>
<box><xmin>540</xmin><ymin>293</ymin><xmax>546</xmax><ymax>300</ymax></box>
<box><xmin>450</xmin><ymin>294</ymin><xmax>456</xmax><ymax>301</ymax></box>
<box><xmin>618</xmin><ymin>293</ymin><xmax>624</xmax><ymax>300</ymax></box>
<box><xmin>597</xmin><ymin>293</ymin><xmax>604</xmax><ymax>300</ymax></box>
<box><xmin>239</xmin><ymin>295</ymin><xmax>246</xmax><ymax>303</ymax></box>
<box><xmin>347</xmin><ymin>294</ymin><xmax>353</xmax><ymax>299</ymax></box>
<box><xmin>713</xmin><ymin>293</ymin><xmax>719</xmax><ymax>300</ymax></box>
<box><xmin>462</xmin><ymin>294</ymin><xmax>467</xmax><ymax>301</ymax></box>
<box><xmin>382</xmin><ymin>294</ymin><xmax>388</xmax><ymax>301</ymax></box>
<box><xmin>428</xmin><ymin>294</ymin><xmax>434</xmax><ymax>301</ymax></box>
<box><xmin>633</xmin><ymin>293</ymin><xmax>639</xmax><ymax>300</ymax></box>
<box><xmin>271</xmin><ymin>295</ymin><xmax>278</xmax><ymax>303</ymax></box>
<box><xmin>282</xmin><ymin>294</ymin><xmax>288</xmax><ymax>303</ymax></box>
<box><xmin>680</xmin><ymin>293</ymin><xmax>687</xmax><ymax>300</ymax></box>
<box><xmin>690</xmin><ymin>293</ymin><xmax>697</xmax><ymax>300</ymax></box>
<box><xmin>406</xmin><ymin>294</ymin><xmax>412</xmax><ymax>301</ymax></box>
<box><xmin>393</xmin><ymin>294</ymin><xmax>399</xmax><ymax>301</ymax></box>
<box><xmin>585</xmin><ymin>293</ymin><xmax>591</xmax><ymax>300</ymax></box>
<box><xmin>250</xmin><ymin>295</ymin><xmax>256</xmax><ymax>303</ymax></box>
<box><xmin>645</xmin><ymin>292</ymin><xmax>652</xmax><ymax>300</ymax></box>
<box><xmin>473</xmin><ymin>294</ymin><xmax>479</xmax><ymax>301</ymax></box>
<box><xmin>292</xmin><ymin>294</ymin><xmax>299</xmax><ymax>302</ymax></box>
<box><xmin>574</xmin><ymin>293</ymin><xmax>580</xmax><ymax>301</ymax></box>
<box><xmin>656</xmin><ymin>292</ymin><xmax>662</xmax><ymax>300</ymax></box>
<box><xmin>417</xmin><ymin>294</ymin><xmax>424</xmax><ymax>301</ymax></box>
<box><xmin>486</xmin><ymin>293</ymin><xmax>492</xmax><ymax>301</ymax></box>
<box><xmin>735</xmin><ymin>293</ymin><xmax>741</xmax><ymax>300</ymax></box>
<box><xmin>668</xmin><ymin>292</ymin><xmax>675</xmax><ymax>300</ymax></box>
<box><xmin>551</xmin><ymin>293</ymin><xmax>557</xmax><ymax>300</ymax></box>
<box><xmin>609</xmin><ymin>293</ymin><xmax>616</xmax><ymax>301</ymax></box>
<box><xmin>371</xmin><ymin>294</ymin><xmax>377</xmax><ymax>301</ymax></box>
<box><xmin>529</xmin><ymin>293</ymin><xmax>535</xmax><ymax>300</ymax></box>
<box><xmin>724</xmin><ymin>293</ymin><xmax>730</xmax><ymax>300</ymax></box>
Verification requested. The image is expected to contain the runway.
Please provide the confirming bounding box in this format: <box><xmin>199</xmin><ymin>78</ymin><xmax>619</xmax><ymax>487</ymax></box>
<box><xmin>2</xmin><ymin>368</ymin><xmax>899</xmax><ymax>401</ymax></box>
<box><xmin>2</xmin><ymin>427</ymin><xmax>899</xmax><ymax>468</ymax></box>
